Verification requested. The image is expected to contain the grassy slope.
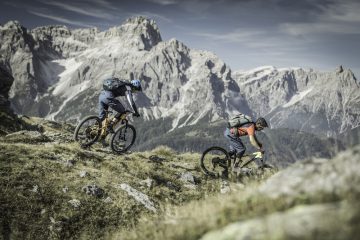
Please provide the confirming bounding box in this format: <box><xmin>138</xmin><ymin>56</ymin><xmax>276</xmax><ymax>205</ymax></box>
<box><xmin>0</xmin><ymin>117</ymin><xmax>224</xmax><ymax>239</ymax></box>
<box><xmin>117</xmin><ymin>146</ymin><xmax>360</xmax><ymax>240</ymax></box>
<box><xmin>1</xmin><ymin>116</ymin><xmax>356</xmax><ymax>240</ymax></box>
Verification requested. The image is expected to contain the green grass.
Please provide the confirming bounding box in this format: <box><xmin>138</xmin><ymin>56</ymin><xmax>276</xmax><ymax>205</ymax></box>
<box><xmin>1</xmin><ymin>117</ymin><xmax>354</xmax><ymax>240</ymax></box>
<box><xmin>0</xmin><ymin>139</ymin><xmax>220</xmax><ymax>239</ymax></box>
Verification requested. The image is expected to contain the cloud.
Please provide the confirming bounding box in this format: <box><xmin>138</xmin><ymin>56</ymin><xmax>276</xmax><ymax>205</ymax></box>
<box><xmin>280</xmin><ymin>22</ymin><xmax>360</xmax><ymax>35</ymax></box>
<box><xmin>88</xmin><ymin>0</ymin><xmax>114</xmax><ymax>9</ymax></box>
<box><xmin>28</xmin><ymin>10</ymin><xmax>94</xmax><ymax>27</ymax></box>
<box><xmin>321</xmin><ymin>1</ymin><xmax>360</xmax><ymax>23</ymax></box>
<box><xmin>280</xmin><ymin>0</ymin><xmax>360</xmax><ymax>36</ymax></box>
<box><xmin>145</xmin><ymin>0</ymin><xmax>178</xmax><ymax>5</ymax></box>
<box><xmin>192</xmin><ymin>28</ymin><xmax>265</xmax><ymax>43</ymax></box>
<box><xmin>38</xmin><ymin>0</ymin><xmax>117</xmax><ymax>20</ymax></box>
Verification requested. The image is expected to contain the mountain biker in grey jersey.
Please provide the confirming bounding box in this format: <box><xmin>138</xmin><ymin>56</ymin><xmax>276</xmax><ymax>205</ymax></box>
<box><xmin>98</xmin><ymin>78</ymin><xmax>141</xmax><ymax>135</ymax></box>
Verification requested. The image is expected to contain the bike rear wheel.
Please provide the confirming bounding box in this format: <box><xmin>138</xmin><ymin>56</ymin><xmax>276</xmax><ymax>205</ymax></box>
<box><xmin>110</xmin><ymin>124</ymin><xmax>136</xmax><ymax>154</ymax></box>
<box><xmin>200</xmin><ymin>146</ymin><xmax>230</xmax><ymax>177</ymax></box>
<box><xmin>74</xmin><ymin>116</ymin><xmax>102</xmax><ymax>147</ymax></box>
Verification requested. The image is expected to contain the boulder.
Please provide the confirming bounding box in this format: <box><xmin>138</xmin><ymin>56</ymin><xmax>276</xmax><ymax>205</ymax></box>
<box><xmin>117</xmin><ymin>183</ymin><xmax>157</xmax><ymax>212</ymax></box>
<box><xmin>82</xmin><ymin>184</ymin><xmax>104</xmax><ymax>198</ymax></box>
<box><xmin>4</xmin><ymin>130</ymin><xmax>51</xmax><ymax>143</ymax></box>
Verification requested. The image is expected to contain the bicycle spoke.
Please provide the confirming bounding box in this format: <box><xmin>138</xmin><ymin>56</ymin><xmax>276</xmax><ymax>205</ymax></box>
<box><xmin>111</xmin><ymin>125</ymin><xmax>136</xmax><ymax>153</ymax></box>
<box><xmin>201</xmin><ymin>147</ymin><xmax>229</xmax><ymax>177</ymax></box>
<box><xmin>74</xmin><ymin>116</ymin><xmax>101</xmax><ymax>147</ymax></box>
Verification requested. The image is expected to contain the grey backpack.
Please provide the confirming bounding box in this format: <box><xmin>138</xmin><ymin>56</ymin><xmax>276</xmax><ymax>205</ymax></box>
<box><xmin>103</xmin><ymin>78</ymin><xmax>126</xmax><ymax>91</ymax></box>
<box><xmin>228</xmin><ymin>113</ymin><xmax>253</xmax><ymax>128</ymax></box>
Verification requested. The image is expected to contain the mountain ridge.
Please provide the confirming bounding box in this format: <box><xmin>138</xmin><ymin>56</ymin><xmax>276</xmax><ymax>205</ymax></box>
<box><xmin>1</xmin><ymin>16</ymin><xmax>359</xmax><ymax>137</ymax></box>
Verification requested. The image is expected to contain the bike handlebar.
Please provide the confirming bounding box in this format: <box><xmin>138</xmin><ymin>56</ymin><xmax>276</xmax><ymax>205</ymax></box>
<box><xmin>252</xmin><ymin>151</ymin><xmax>263</xmax><ymax>159</ymax></box>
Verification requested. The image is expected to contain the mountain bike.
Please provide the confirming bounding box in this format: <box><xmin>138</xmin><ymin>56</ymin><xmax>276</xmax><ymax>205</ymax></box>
<box><xmin>73</xmin><ymin>110</ymin><xmax>136</xmax><ymax>154</ymax></box>
<box><xmin>200</xmin><ymin>146</ymin><xmax>264</xmax><ymax>177</ymax></box>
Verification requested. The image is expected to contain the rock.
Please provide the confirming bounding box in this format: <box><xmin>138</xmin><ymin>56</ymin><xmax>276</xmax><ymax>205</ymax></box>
<box><xmin>336</xmin><ymin>65</ymin><xmax>344</xmax><ymax>74</ymax></box>
<box><xmin>79</xmin><ymin>170</ymin><xmax>89</xmax><ymax>178</ymax></box>
<box><xmin>166</xmin><ymin>181</ymin><xmax>181</xmax><ymax>192</ymax></box>
<box><xmin>49</xmin><ymin>216</ymin><xmax>63</xmax><ymax>234</ymax></box>
<box><xmin>117</xmin><ymin>183</ymin><xmax>157</xmax><ymax>212</ymax></box>
<box><xmin>240</xmin><ymin>167</ymin><xmax>253</xmax><ymax>175</ymax></box>
<box><xmin>2</xmin><ymin>18</ymin><xmax>358</xmax><ymax>138</ymax></box>
<box><xmin>43</xmin><ymin>131</ymin><xmax>73</xmax><ymax>143</ymax></box>
<box><xmin>201</xmin><ymin>145</ymin><xmax>360</xmax><ymax>240</ymax></box>
<box><xmin>4</xmin><ymin>130</ymin><xmax>51</xmax><ymax>143</ymax></box>
<box><xmin>184</xmin><ymin>184</ymin><xmax>197</xmax><ymax>190</ymax></box>
<box><xmin>140</xmin><ymin>178</ymin><xmax>154</xmax><ymax>189</ymax></box>
<box><xmin>0</xmin><ymin>18</ymin><xmax>243</xmax><ymax>129</ymax></box>
<box><xmin>82</xmin><ymin>184</ymin><xmax>104</xmax><ymax>198</ymax></box>
<box><xmin>220</xmin><ymin>180</ymin><xmax>231</xmax><ymax>194</ymax></box>
<box><xmin>258</xmin><ymin>145</ymin><xmax>360</xmax><ymax>199</ymax></box>
<box><xmin>68</xmin><ymin>199</ymin><xmax>81</xmax><ymax>208</ymax></box>
<box><xmin>64</xmin><ymin>159</ymin><xmax>76</xmax><ymax>167</ymax></box>
<box><xmin>103</xmin><ymin>197</ymin><xmax>113</xmax><ymax>203</ymax></box>
<box><xmin>200</xmin><ymin>201</ymin><xmax>357</xmax><ymax>240</ymax></box>
<box><xmin>233</xmin><ymin>65</ymin><xmax>360</xmax><ymax>137</ymax></box>
<box><xmin>179</xmin><ymin>172</ymin><xmax>196</xmax><ymax>185</ymax></box>
<box><xmin>30</xmin><ymin>185</ymin><xmax>39</xmax><ymax>193</ymax></box>
<box><xmin>62</xmin><ymin>186</ymin><xmax>69</xmax><ymax>193</ymax></box>
<box><xmin>148</xmin><ymin>155</ymin><xmax>166</xmax><ymax>164</ymax></box>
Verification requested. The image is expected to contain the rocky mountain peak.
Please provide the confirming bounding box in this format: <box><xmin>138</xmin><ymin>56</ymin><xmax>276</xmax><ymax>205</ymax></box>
<box><xmin>103</xmin><ymin>16</ymin><xmax>162</xmax><ymax>50</ymax></box>
<box><xmin>336</xmin><ymin>65</ymin><xmax>343</xmax><ymax>74</ymax></box>
<box><xmin>1</xmin><ymin>18</ymin><xmax>359</xmax><ymax>137</ymax></box>
<box><xmin>339</xmin><ymin>67</ymin><xmax>358</xmax><ymax>85</ymax></box>
<box><xmin>233</xmin><ymin>65</ymin><xmax>360</xmax><ymax>136</ymax></box>
<box><xmin>31</xmin><ymin>25</ymin><xmax>71</xmax><ymax>40</ymax></box>
<box><xmin>0</xmin><ymin>21</ymin><xmax>33</xmax><ymax>51</ymax></box>
<box><xmin>1</xmin><ymin>20</ymin><xmax>23</xmax><ymax>30</ymax></box>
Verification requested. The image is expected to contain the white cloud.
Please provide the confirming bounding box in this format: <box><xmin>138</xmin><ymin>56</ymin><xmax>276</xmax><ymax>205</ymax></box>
<box><xmin>192</xmin><ymin>28</ymin><xmax>265</xmax><ymax>43</ymax></box>
<box><xmin>280</xmin><ymin>22</ymin><xmax>360</xmax><ymax>35</ymax></box>
<box><xmin>322</xmin><ymin>1</ymin><xmax>360</xmax><ymax>23</ymax></box>
<box><xmin>280</xmin><ymin>0</ymin><xmax>360</xmax><ymax>36</ymax></box>
<box><xmin>28</xmin><ymin>10</ymin><xmax>94</xmax><ymax>28</ymax></box>
<box><xmin>88</xmin><ymin>0</ymin><xmax>114</xmax><ymax>9</ymax></box>
<box><xmin>38</xmin><ymin>1</ymin><xmax>116</xmax><ymax>20</ymax></box>
<box><xmin>146</xmin><ymin>0</ymin><xmax>177</xmax><ymax>5</ymax></box>
<box><xmin>145</xmin><ymin>0</ymin><xmax>178</xmax><ymax>5</ymax></box>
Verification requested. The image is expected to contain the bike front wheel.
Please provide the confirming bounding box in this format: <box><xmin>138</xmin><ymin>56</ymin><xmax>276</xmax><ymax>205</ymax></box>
<box><xmin>110</xmin><ymin>124</ymin><xmax>136</xmax><ymax>154</ymax></box>
<box><xmin>73</xmin><ymin>116</ymin><xmax>102</xmax><ymax>147</ymax></box>
<box><xmin>200</xmin><ymin>146</ymin><xmax>230</xmax><ymax>177</ymax></box>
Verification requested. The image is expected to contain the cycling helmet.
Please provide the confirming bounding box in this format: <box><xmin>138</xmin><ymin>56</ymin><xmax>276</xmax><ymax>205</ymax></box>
<box><xmin>256</xmin><ymin>117</ymin><xmax>268</xmax><ymax>128</ymax></box>
<box><xmin>131</xmin><ymin>79</ymin><xmax>142</xmax><ymax>90</ymax></box>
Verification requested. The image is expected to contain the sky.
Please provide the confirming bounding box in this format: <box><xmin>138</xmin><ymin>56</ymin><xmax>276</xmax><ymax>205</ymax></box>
<box><xmin>1</xmin><ymin>0</ymin><xmax>359</xmax><ymax>77</ymax></box>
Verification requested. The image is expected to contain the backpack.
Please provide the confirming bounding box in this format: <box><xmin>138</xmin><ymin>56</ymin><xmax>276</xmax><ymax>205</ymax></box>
<box><xmin>227</xmin><ymin>113</ymin><xmax>253</xmax><ymax>128</ymax></box>
<box><xmin>103</xmin><ymin>78</ymin><xmax>126</xmax><ymax>91</ymax></box>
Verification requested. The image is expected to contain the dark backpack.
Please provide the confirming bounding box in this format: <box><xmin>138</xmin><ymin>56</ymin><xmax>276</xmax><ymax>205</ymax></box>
<box><xmin>228</xmin><ymin>113</ymin><xmax>253</xmax><ymax>128</ymax></box>
<box><xmin>103</xmin><ymin>78</ymin><xmax>126</xmax><ymax>91</ymax></box>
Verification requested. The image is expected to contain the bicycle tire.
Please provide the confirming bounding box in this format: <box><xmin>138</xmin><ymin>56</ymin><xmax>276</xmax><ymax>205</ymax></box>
<box><xmin>110</xmin><ymin>124</ymin><xmax>136</xmax><ymax>154</ymax></box>
<box><xmin>200</xmin><ymin>146</ymin><xmax>230</xmax><ymax>177</ymax></box>
<box><xmin>74</xmin><ymin>116</ymin><xmax>102</xmax><ymax>147</ymax></box>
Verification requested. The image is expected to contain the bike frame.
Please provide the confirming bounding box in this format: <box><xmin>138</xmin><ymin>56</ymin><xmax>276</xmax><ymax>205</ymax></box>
<box><xmin>228</xmin><ymin>151</ymin><xmax>262</xmax><ymax>168</ymax></box>
<box><xmin>100</xmin><ymin>110</ymin><xmax>133</xmax><ymax>138</ymax></box>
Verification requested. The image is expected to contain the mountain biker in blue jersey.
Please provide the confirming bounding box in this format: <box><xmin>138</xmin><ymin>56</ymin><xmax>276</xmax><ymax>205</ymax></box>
<box><xmin>224</xmin><ymin>116</ymin><xmax>268</xmax><ymax>167</ymax></box>
<box><xmin>98</xmin><ymin>77</ymin><xmax>142</xmax><ymax>145</ymax></box>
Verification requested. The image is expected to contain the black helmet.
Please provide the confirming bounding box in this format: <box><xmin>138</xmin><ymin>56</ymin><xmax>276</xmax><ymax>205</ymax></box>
<box><xmin>256</xmin><ymin>117</ymin><xmax>268</xmax><ymax>128</ymax></box>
